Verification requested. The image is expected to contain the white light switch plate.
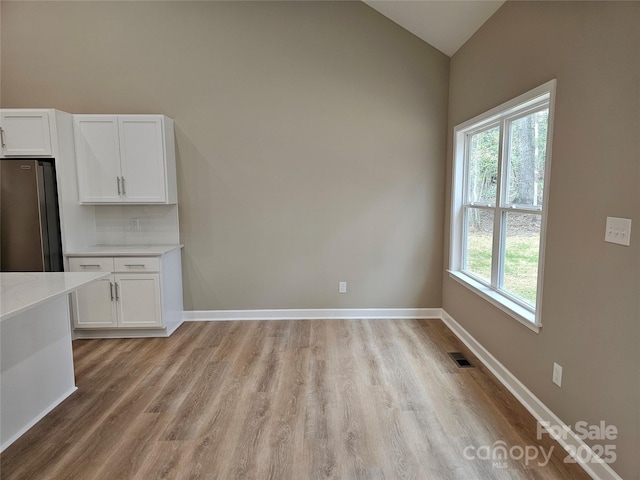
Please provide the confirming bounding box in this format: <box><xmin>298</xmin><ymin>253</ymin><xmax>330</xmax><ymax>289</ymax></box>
<box><xmin>605</xmin><ymin>217</ymin><xmax>632</xmax><ymax>246</ymax></box>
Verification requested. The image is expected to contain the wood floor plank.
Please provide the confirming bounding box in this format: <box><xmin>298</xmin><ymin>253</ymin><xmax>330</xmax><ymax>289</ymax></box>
<box><xmin>47</xmin><ymin>380</ymin><xmax>161</xmax><ymax>479</ymax></box>
<box><xmin>91</xmin><ymin>411</ymin><xmax>171</xmax><ymax>480</ymax></box>
<box><xmin>145</xmin><ymin>347</ymin><xmax>213</xmax><ymax>414</ymax></box>
<box><xmin>303</xmin><ymin>321</ymin><xmax>341</xmax><ymax>480</ymax></box>
<box><xmin>0</xmin><ymin>319</ymin><xmax>591</xmax><ymax>480</ymax></box>
<box><xmin>367</xmin><ymin>320</ymin><xmax>432</xmax><ymax>412</ymax></box>
<box><xmin>370</xmin><ymin>384</ymin><xmax>423</xmax><ymax>480</ymax></box>
<box><xmin>178</xmin><ymin>377</ymin><xmax>244</xmax><ymax>479</ymax></box>
<box><xmin>160</xmin><ymin>361</ymin><xmax>229</xmax><ymax>441</ymax></box>
<box><xmin>257</xmin><ymin>346</ymin><xmax>308</xmax><ymax>480</ymax></box>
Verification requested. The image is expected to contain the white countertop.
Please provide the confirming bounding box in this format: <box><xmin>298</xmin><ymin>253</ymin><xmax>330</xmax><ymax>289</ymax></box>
<box><xmin>0</xmin><ymin>272</ymin><xmax>109</xmax><ymax>321</ymax></box>
<box><xmin>65</xmin><ymin>244</ymin><xmax>183</xmax><ymax>257</ymax></box>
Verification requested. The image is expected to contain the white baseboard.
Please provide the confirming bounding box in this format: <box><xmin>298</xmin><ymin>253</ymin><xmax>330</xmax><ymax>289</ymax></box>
<box><xmin>73</xmin><ymin>322</ymin><xmax>183</xmax><ymax>339</ymax></box>
<box><xmin>183</xmin><ymin>308</ymin><xmax>441</xmax><ymax>322</ymax></box>
<box><xmin>440</xmin><ymin>310</ymin><xmax>623</xmax><ymax>480</ymax></box>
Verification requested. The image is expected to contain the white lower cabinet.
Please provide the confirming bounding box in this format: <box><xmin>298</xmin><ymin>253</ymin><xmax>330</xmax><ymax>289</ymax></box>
<box><xmin>115</xmin><ymin>273</ymin><xmax>162</xmax><ymax>328</ymax></box>
<box><xmin>73</xmin><ymin>274</ymin><xmax>117</xmax><ymax>328</ymax></box>
<box><xmin>69</xmin><ymin>257</ymin><xmax>163</xmax><ymax>330</ymax></box>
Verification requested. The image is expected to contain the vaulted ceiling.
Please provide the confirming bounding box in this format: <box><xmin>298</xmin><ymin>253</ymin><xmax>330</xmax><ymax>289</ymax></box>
<box><xmin>362</xmin><ymin>0</ymin><xmax>506</xmax><ymax>56</ymax></box>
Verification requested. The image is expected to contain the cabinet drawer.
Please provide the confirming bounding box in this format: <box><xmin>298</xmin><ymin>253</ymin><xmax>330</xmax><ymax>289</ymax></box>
<box><xmin>114</xmin><ymin>257</ymin><xmax>160</xmax><ymax>273</ymax></box>
<box><xmin>68</xmin><ymin>257</ymin><xmax>114</xmax><ymax>272</ymax></box>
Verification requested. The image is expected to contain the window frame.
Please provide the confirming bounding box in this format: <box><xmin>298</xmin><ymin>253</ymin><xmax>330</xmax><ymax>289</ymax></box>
<box><xmin>449</xmin><ymin>80</ymin><xmax>557</xmax><ymax>332</ymax></box>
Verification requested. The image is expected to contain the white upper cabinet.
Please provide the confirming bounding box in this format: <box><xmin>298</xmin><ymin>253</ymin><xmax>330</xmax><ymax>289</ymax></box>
<box><xmin>118</xmin><ymin>116</ymin><xmax>167</xmax><ymax>203</ymax></box>
<box><xmin>73</xmin><ymin>114</ymin><xmax>177</xmax><ymax>204</ymax></box>
<box><xmin>74</xmin><ymin>116</ymin><xmax>121</xmax><ymax>203</ymax></box>
<box><xmin>0</xmin><ymin>110</ymin><xmax>53</xmax><ymax>157</ymax></box>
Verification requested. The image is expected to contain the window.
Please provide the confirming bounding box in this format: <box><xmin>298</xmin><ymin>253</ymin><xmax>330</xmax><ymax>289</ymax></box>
<box><xmin>449</xmin><ymin>80</ymin><xmax>556</xmax><ymax>331</ymax></box>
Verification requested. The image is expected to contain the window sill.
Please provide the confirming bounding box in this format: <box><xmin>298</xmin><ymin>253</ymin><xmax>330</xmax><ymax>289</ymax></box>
<box><xmin>448</xmin><ymin>270</ymin><xmax>541</xmax><ymax>333</ymax></box>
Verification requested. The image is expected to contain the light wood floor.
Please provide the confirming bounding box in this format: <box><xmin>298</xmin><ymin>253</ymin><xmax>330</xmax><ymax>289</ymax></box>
<box><xmin>1</xmin><ymin>319</ymin><xmax>589</xmax><ymax>480</ymax></box>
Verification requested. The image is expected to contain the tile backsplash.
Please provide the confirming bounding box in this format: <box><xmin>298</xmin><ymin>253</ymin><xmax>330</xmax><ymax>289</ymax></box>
<box><xmin>95</xmin><ymin>204</ymin><xmax>180</xmax><ymax>245</ymax></box>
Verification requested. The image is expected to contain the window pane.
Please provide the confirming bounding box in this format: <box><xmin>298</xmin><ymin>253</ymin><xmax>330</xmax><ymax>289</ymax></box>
<box><xmin>502</xmin><ymin>212</ymin><xmax>541</xmax><ymax>306</ymax></box>
<box><xmin>467</xmin><ymin>126</ymin><xmax>500</xmax><ymax>205</ymax></box>
<box><xmin>507</xmin><ymin>109</ymin><xmax>548</xmax><ymax>207</ymax></box>
<box><xmin>464</xmin><ymin>208</ymin><xmax>494</xmax><ymax>283</ymax></box>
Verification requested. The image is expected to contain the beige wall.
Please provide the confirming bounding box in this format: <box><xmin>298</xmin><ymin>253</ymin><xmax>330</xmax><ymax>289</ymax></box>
<box><xmin>1</xmin><ymin>1</ymin><xmax>449</xmax><ymax>310</ymax></box>
<box><xmin>445</xmin><ymin>2</ymin><xmax>639</xmax><ymax>478</ymax></box>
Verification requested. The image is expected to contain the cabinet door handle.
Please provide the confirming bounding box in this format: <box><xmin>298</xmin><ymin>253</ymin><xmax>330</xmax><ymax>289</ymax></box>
<box><xmin>117</xmin><ymin>177</ymin><xmax>121</xmax><ymax>195</ymax></box>
<box><xmin>0</xmin><ymin>127</ymin><xmax>5</xmax><ymax>148</ymax></box>
<box><xmin>122</xmin><ymin>177</ymin><xmax>126</xmax><ymax>196</ymax></box>
<box><xmin>110</xmin><ymin>282</ymin><xmax>114</xmax><ymax>301</ymax></box>
<box><xmin>115</xmin><ymin>282</ymin><xmax>120</xmax><ymax>301</ymax></box>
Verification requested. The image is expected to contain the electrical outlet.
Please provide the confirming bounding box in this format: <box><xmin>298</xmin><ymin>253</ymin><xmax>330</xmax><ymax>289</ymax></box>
<box><xmin>605</xmin><ymin>217</ymin><xmax>631</xmax><ymax>246</ymax></box>
<box><xmin>339</xmin><ymin>281</ymin><xmax>347</xmax><ymax>294</ymax></box>
<box><xmin>552</xmin><ymin>363</ymin><xmax>562</xmax><ymax>387</ymax></box>
<box><xmin>130</xmin><ymin>218</ymin><xmax>141</xmax><ymax>232</ymax></box>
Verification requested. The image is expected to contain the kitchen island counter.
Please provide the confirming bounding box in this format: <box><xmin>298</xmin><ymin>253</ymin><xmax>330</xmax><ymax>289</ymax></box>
<box><xmin>1</xmin><ymin>272</ymin><xmax>109</xmax><ymax>321</ymax></box>
<box><xmin>0</xmin><ymin>271</ymin><xmax>108</xmax><ymax>451</ymax></box>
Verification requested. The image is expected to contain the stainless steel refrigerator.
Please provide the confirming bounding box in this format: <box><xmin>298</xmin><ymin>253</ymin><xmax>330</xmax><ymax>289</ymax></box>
<box><xmin>0</xmin><ymin>159</ymin><xmax>63</xmax><ymax>271</ymax></box>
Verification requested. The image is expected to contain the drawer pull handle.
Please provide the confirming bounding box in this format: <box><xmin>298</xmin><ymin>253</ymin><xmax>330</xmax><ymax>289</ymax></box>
<box><xmin>124</xmin><ymin>264</ymin><xmax>146</xmax><ymax>267</ymax></box>
<box><xmin>79</xmin><ymin>264</ymin><xmax>101</xmax><ymax>268</ymax></box>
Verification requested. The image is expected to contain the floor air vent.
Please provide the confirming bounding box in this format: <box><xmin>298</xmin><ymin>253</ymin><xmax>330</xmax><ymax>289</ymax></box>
<box><xmin>448</xmin><ymin>352</ymin><xmax>474</xmax><ymax>368</ymax></box>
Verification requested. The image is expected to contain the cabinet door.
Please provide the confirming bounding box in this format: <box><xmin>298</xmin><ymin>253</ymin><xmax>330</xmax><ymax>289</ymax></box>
<box><xmin>118</xmin><ymin>116</ymin><xmax>166</xmax><ymax>203</ymax></box>
<box><xmin>74</xmin><ymin>116</ymin><xmax>122</xmax><ymax>203</ymax></box>
<box><xmin>68</xmin><ymin>258</ymin><xmax>117</xmax><ymax>329</ymax></box>
<box><xmin>0</xmin><ymin>111</ymin><xmax>52</xmax><ymax>157</ymax></box>
<box><xmin>115</xmin><ymin>273</ymin><xmax>162</xmax><ymax>328</ymax></box>
<box><xmin>72</xmin><ymin>277</ymin><xmax>118</xmax><ymax>329</ymax></box>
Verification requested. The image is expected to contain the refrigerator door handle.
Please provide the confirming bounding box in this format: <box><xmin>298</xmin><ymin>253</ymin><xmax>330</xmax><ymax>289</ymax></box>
<box><xmin>35</xmin><ymin>163</ymin><xmax>49</xmax><ymax>270</ymax></box>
